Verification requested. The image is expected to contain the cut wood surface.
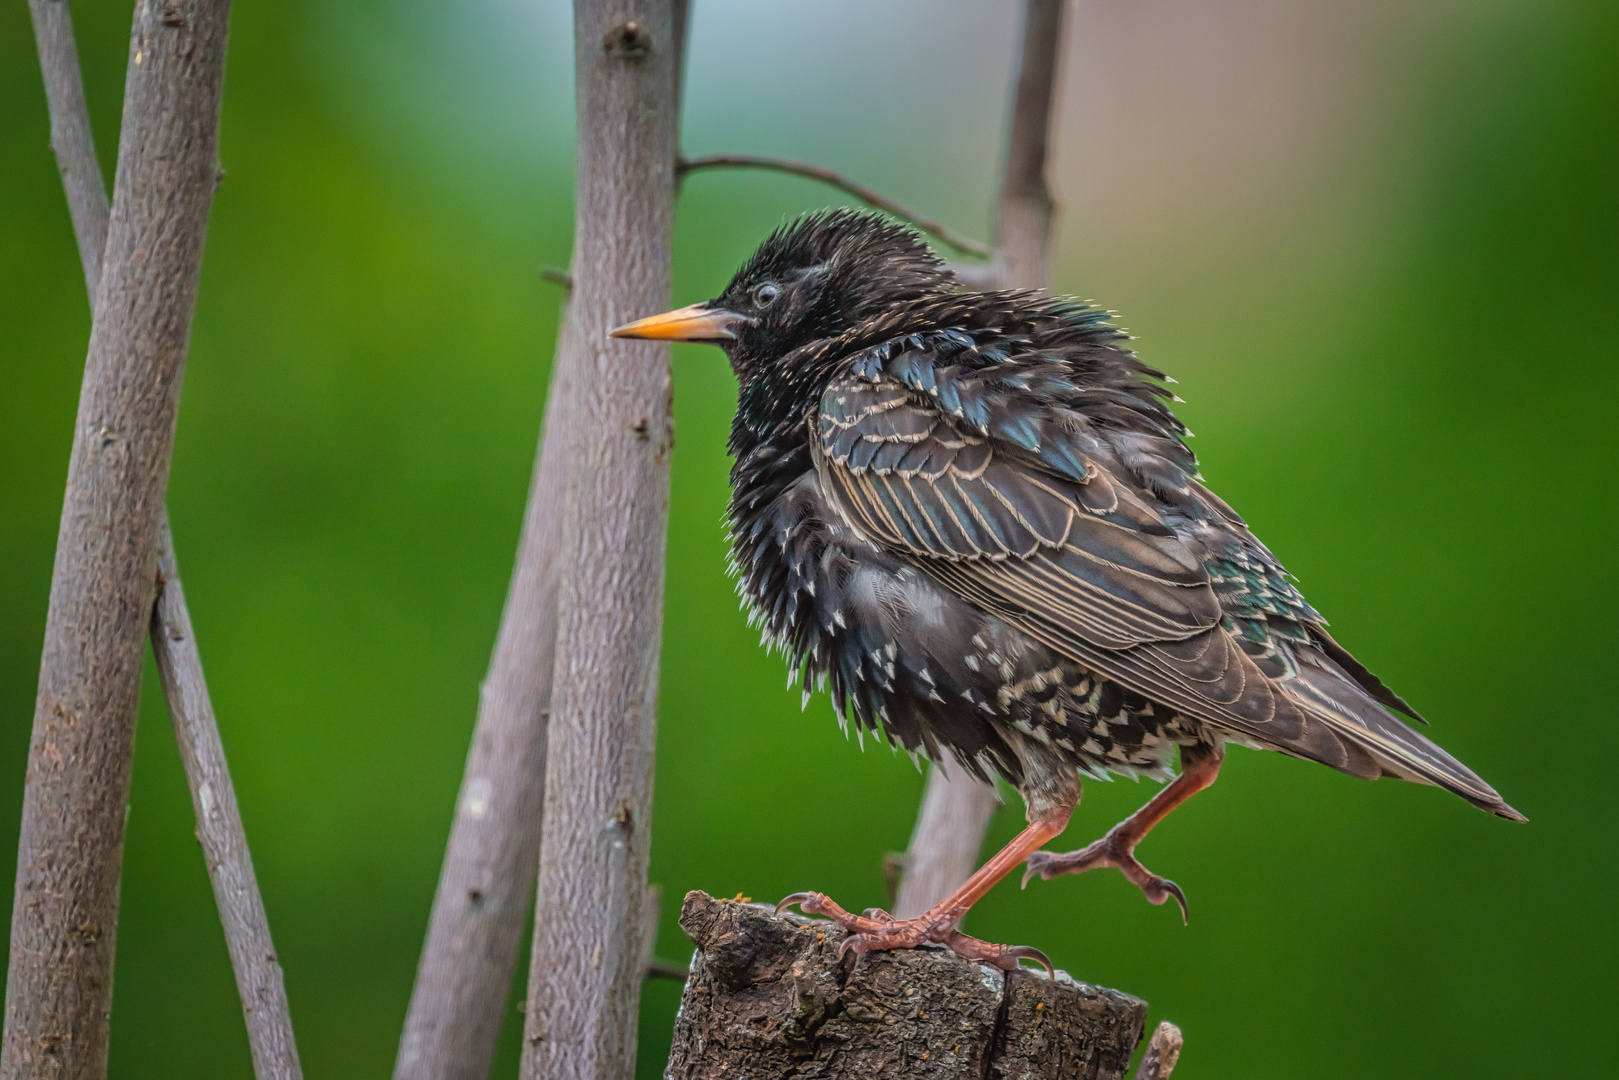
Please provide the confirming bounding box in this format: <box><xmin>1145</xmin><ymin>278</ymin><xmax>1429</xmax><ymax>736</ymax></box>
<box><xmin>4</xmin><ymin>3</ymin><xmax>234</xmax><ymax>1077</ymax></box>
<box><xmin>668</xmin><ymin>891</ymin><xmax>1149</xmax><ymax>1080</ymax></box>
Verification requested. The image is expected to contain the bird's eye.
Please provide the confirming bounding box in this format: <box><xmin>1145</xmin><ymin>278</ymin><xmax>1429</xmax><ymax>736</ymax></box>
<box><xmin>752</xmin><ymin>282</ymin><xmax>781</xmax><ymax>308</ymax></box>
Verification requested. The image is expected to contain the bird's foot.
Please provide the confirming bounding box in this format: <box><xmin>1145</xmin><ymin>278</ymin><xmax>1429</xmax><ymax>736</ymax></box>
<box><xmin>1021</xmin><ymin>829</ymin><xmax>1188</xmax><ymax>923</ymax></box>
<box><xmin>775</xmin><ymin>891</ymin><xmax>1053</xmax><ymax>976</ymax></box>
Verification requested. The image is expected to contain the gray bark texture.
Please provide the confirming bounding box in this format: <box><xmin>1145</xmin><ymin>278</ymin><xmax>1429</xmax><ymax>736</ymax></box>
<box><xmin>395</xmin><ymin>315</ymin><xmax>571</xmax><ymax>1080</ymax></box>
<box><xmin>994</xmin><ymin>0</ymin><xmax>1065</xmax><ymax>291</ymax></box>
<box><xmin>151</xmin><ymin>521</ymin><xmax>302</xmax><ymax>1080</ymax></box>
<box><xmin>27</xmin><ymin>6</ymin><xmax>301</xmax><ymax>1075</ymax></box>
<box><xmin>667</xmin><ymin>892</ymin><xmax>1148</xmax><ymax>1080</ymax></box>
<box><xmin>894</xmin><ymin>0</ymin><xmax>1069</xmax><ymax>918</ymax></box>
<box><xmin>4</xmin><ymin>2</ymin><xmax>232</xmax><ymax>1077</ymax></box>
<box><xmin>1131</xmin><ymin>1022</ymin><xmax>1183</xmax><ymax>1080</ymax></box>
<box><xmin>519</xmin><ymin>2</ymin><xmax>679</xmax><ymax>1077</ymax></box>
<box><xmin>399</xmin><ymin>6</ymin><xmax>687</xmax><ymax>1076</ymax></box>
<box><xmin>28</xmin><ymin>0</ymin><xmax>108</xmax><ymax>297</ymax></box>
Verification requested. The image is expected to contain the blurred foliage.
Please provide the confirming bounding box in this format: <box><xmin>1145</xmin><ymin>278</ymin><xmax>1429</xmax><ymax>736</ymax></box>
<box><xmin>2</xmin><ymin>1</ymin><xmax>1615</xmax><ymax>1077</ymax></box>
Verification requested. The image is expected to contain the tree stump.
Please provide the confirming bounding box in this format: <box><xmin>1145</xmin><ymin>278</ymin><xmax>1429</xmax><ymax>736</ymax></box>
<box><xmin>667</xmin><ymin>891</ymin><xmax>1149</xmax><ymax>1079</ymax></box>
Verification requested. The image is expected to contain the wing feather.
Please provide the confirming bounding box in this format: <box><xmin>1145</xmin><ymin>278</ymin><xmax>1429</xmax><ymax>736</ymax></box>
<box><xmin>808</xmin><ymin>338</ymin><xmax>1521</xmax><ymax>818</ymax></box>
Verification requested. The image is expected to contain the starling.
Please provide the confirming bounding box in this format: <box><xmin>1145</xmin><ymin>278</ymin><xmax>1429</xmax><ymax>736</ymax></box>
<box><xmin>612</xmin><ymin>209</ymin><xmax>1523</xmax><ymax>973</ymax></box>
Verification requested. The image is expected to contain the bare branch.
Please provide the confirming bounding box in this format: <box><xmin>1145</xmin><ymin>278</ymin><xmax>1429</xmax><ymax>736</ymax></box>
<box><xmin>30</xmin><ymin>0</ymin><xmax>108</xmax><ymax>298</ymax></box>
<box><xmin>153</xmin><ymin>518</ymin><xmax>303</xmax><ymax>1080</ymax></box>
<box><xmin>994</xmin><ymin>0</ymin><xmax>1066</xmax><ymax>289</ymax></box>
<box><xmin>394</xmin><ymin>318</ymin><xmax>570</xmax><ymax>1080</ymax></box>
<box><xmin>401</xmin><ymin>4</ymin><xmax>690</xmax><ymax>1076</ymax></box>
<box><xmin>539</xmin><ymin>266</ymin><xmax>575</xmax><ymax>290</ymax></box>
<box><xmin>893</xmin><ymin>757</ymin><xmax>1000</xmax><ymax>919</ymax></box>
<box><xmin>519</xmin><ymin>2</ymin><xmax>683</xmax><ymax>1076</ymax></box>
<box><xmin>1133</xmin><ymin>1021</ymin><xmax>1185</xmax><ymax>1079</ymax></box>
<box><xmin>402</xmin><ymin>5</ymin><xmax>691</xmax><ymax>1076</ymax></box>
<box><xmin>893</xmin><ymin>0</ymin><xmax>1070</xmax><ymax>917</ymax></box>
<box><xmin>23</xmin><ymin>5</ymin><xmax>302</xmax><ymax>1078</ymax></box>
<box><xmin>645</xmin><ymin>961</ymin><xmax>691</xmax><ymax>983</ymax></box>
<box><xmin>5</xmin><ymin>2</ymin><xmax>234</xmax><ymax>1075</ymax></box>
<box><xmin>678</xmin><ymin>154</ymin><xmax>992</xmax><ymax>259</ymax></box>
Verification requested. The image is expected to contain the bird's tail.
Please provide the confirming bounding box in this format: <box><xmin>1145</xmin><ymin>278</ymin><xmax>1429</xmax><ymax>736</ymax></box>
<box><xmin>1282</xmin><ymin>649</ymin><xmax>1526</xmax><ymax>821</ymax></box>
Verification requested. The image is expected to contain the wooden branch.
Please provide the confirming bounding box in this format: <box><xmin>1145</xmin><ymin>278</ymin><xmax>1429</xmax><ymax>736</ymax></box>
<box><xmin>893</xmin><ymin>757</ymin><xmax>1000</xmax><ymax>918</ymax></box>
<box><xmin>28</xmin><ymin>0</ymin><xmax>107</xmax><ymax>300</ymax></box>
<box><xmin>667</xmin><ymin>892</ymin><xmax>1148</xmax><ymax>1079</ymax></box>
<box><xmin>519</xmin><ymin>2</ymin><xmax>682</xmax><ymax>1077</ymax></box>
<box><xmin>994</xmin><ymin>0</ymin><xmax>1066</xmax><ymax>290</ymax></box>
<box><xmin>394</xmin><ymin>318</ymin><xmax>571</xmax><ymax>1080</ymax></box>
<box><xmin>538</xmin><ymin>266</ymin><xmax>575</xmax><ymax>290</ymax></box>
<box><xmin>1132</xmin><ymin>1021</ymin><xmax>1184</xmax><ymax>1080</ymax></box>
<box><xmin>152</xmin><ymin>518</ymin><xmax>302</xmax><ymax>1080</ymax></box>
<box><xmin>678</xmin><ymin>155</ymin><xmax>993</xmax><ymax>259</ymax></box>
<box><xmin>4</xmin><ymin>2</ymin><xmax>234</xmax><ymax>1076</ymax></box>
<box><xmin>403</xmin><ymin>6</ymin><xmax>690</xmax><ymax>1076</ymax></box>
<box><xmin>894</xmin><ymin>0</ymin><xmax>1070</xmax><ymax>918</ymax></box>
<box><xmin>24</xmin><ymin>5</ymin><xmax>301</xmax><ymax>1078</ymax></box>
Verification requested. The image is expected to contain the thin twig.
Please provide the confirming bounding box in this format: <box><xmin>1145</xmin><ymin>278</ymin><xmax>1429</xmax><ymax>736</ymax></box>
<box><xmin>645</xmin><ymin>961</ymin><xmax>691</xmax><ymax>983</ymax></box>
<box><xmin>539</xmin><ymin>266</ymin><xmax>574</xmax><ymax>290</ymax></box>
<box><xmin>22</xmin><ymin>4</ymin><xmax>302</xmax><ymax>1078</ymax></box>
<box><xmin>6</xmin><ymin>2</ymin><xmax>235</xmax><ymax>1075</ymax></box>
<box><xmin>29</xmin><ymin>0</ymin><xmax>106</xmax><ymax>301</ymax></box>
<box><xmin>893</xmin><ymin>0</ymin><xmax>1069</xmax><ymax>917</ymax></box>
<box><xmin>1133</xmin><ymin>1021</ymin><xmax>1185</xmax><ymax>1079</ymax></box>
<box><xmin>153</xmin><ymin>519</ymin><xmax>303</xmax><ymax>1080</ymax></box>
<box><xmin>678</xmin><ymin>154</ymin><xmax>992</xmax><ymax>259</ymax></box>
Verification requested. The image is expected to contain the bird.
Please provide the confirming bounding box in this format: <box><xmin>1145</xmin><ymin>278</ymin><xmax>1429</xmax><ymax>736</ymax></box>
<box><xmin>611</xmin><ymin>208</ymin><xmax>1524</xmax><ymax>974</ymax></box>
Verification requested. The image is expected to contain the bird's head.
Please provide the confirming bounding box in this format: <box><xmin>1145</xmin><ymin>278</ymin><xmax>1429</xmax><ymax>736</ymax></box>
<box><xmin>610</xmin><ymin>209</ymin><xmax>955</xmax><ymax>374</ymax></box>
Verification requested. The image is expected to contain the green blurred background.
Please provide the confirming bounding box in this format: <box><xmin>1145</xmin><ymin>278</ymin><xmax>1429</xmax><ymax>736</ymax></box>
<box><xmin>3</xmin><ymin>0</ymin><xmax>1615</xmax><ymax>1075</ymax></box>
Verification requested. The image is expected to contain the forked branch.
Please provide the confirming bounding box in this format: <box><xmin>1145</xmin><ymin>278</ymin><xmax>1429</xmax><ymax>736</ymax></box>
<box><xmin>21</xmin><ymin>3</ymin><xmax>300</xmax><ymax>1077</ymax></box>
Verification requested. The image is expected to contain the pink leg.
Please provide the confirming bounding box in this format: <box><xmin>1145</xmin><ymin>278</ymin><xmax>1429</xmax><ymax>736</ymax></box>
<box><xmin>778</xmin><ymin>800</ymin><xmax>1074</xmax><ymax>974</ymax></box>
<box><xmin>1023</xmin><ymin>745</ymin><xmax>1223</xmax><ymax>922</ymax></box>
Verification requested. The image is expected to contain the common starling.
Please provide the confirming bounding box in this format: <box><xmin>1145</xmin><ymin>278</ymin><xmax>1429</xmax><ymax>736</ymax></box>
<box><xmin>612</xmin><ymin>209</ymin><xmax>1523</xmax><ymax>973</ymax></box>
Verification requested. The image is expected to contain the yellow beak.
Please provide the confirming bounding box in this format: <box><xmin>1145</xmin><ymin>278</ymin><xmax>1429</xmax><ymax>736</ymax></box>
<box><xmin>608</xmin><ymin>302</ymin><xmax>746</xmax><ymax>342</ymax></box>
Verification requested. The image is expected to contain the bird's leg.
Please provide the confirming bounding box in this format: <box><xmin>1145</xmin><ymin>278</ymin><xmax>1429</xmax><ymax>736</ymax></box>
<box><xmin>1022</xmin><ymin>744</ymin><xmax>1223</xmax><ymax>921</ymax></box>
<box><xmin>778</xmin><ymin>801</ymin><xmax>1073</xmax><ymax>975</ymax></box>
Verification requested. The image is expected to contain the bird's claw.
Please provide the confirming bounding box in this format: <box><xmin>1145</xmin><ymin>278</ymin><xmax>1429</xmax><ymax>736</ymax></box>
<box><xmin>1142</xmin><ymin>876</ymin><xmax>1188</xmax><ymax>924</ymax></box>
<box><xmin>1020</xmin><ymin>851</ymin><xmax>1058</xmax><ymax>888</ymax></box>
<box><xmin>775</xmin><ymin>891</ymin><xmax>824</xmax><ymax>917</ymax></box>
<box><xmin>940</xmin><ymin>929</ymin><xmax>1055</xmax><ymax>979</ymax></box>
<box><xmin>1021</xmin><ymin>838</ymin><xmax>1190</xmax><ymax>923</ymax></box>
<box><xmin>774</xmin><ymin>889</ymin><xmax>1053</xmax><ymax>977</ymax></box>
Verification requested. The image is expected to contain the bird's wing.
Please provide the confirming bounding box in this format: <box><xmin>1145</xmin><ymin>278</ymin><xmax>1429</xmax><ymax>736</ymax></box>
<box><xmin>811</xmin><ymin>346</ymin><xmax>1519</xmax><ymax>816</ymax></box>
<box><xmin>811</xmin><ymin>362</ymin><xmax>1324</xmax><ymax>748</ymax></box>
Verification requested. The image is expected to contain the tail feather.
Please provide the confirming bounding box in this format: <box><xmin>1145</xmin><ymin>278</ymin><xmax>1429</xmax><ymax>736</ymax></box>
<box><xmin>1282</xmin><ymin>648</ymin><xmax>1526</xmax><ymax>822</ymax></box>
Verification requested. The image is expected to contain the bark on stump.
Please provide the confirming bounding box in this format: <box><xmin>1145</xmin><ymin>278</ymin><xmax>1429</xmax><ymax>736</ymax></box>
<box><xmin>668</xmin><ymin>891</ymin><xmax>1147</xmax><ymax>1080</ymax></box>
